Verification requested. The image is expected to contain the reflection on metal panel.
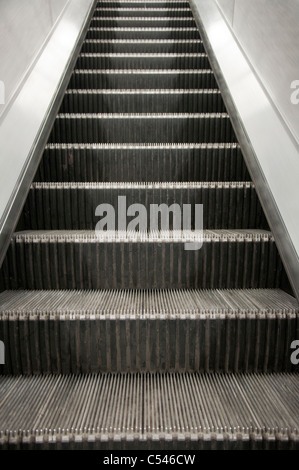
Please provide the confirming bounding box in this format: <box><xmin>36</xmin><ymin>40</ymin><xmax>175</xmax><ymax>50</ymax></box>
<box><xmin>0</xmin><ymin>0</ymin><xmax>69</xmax><ymax>119</ymax></box>
<box><xmin>0</xmin><ymin>0</ymin><xmax>95</xmax><ymax>266</ymax></box>
<box><xmin>216</xmin><ymin>0</ymin><xmax>299</xmax><ymax>146</ymax></box>
<box><xmin>191</xmin><ymin>0</ymin><xmax>299</xmax><ymax>300</ymax></box>
<box><xmin>216</xmin><ymin>0</ymin><xmax>235</xmax><ymax>25</ymax></box>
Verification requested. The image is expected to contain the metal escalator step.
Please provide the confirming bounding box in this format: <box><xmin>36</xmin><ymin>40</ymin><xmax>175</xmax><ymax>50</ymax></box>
<box><xmin>81</xmin><ymin>39</ymin><xmax>205</xmax><ymax>53</ymax></box>
<box><xmin>0</xmin><ymin>288</ymin><xmax>297</xmax><ymax>374</ymax></box>
<box><xmin>86</xmin><ymin>27</ymin><xmax>200</xmax><ymax>40</ymax></box>
<box><xmin>0</xmin><ymin>230</ymin><xmax>282</xmax><ymax>291</ymax></box>
<box><xmin>49</xmin><ymin>113</ymin><xmax>236</xmax><ymax>143</ymax></box>
<box><xmin>60</xmin><ymin>90</ymin><xmax>225</xmax><ymax>113</ymax></box>
<box><xmin>96</xmin><ymin>1</ymin><xmax>192</xmax><ymax>6</ymax></box>
<box><xmin>36</xmin><ymin>143</ymin><xmax>249</xmax><ymax>183</ymax></box>
<box><xmin>0</xmin><ymin>0</ymin><xmax>297</xmax><ymax>451</ymax></box>
<box><xmin>76</xmin><ymin>53</ymin><xmax>210</xmax><ymax>69</ymax></box>
<box><xmin>21</xmin><ymin>182</ymin><xmax>267</xmax><ymax>230</ymax></box>
<box><xmin>93</xmin><ymin>8</ymin><xmax>194</xmax><ymax>17</ymax></box>
<box><xmin>0</xmin><ymin>372</ymin><xmax>298</xmax><ymax>449</ymax></box>
<box><xmin>69</xmin><ymin>69</ymin><xmax>217</xmax><ymax>89</ymax></box>
<box><xmin>90</xmin><ymin>18</ymin><xmax>197</xmax><ymax>28</ymax></box>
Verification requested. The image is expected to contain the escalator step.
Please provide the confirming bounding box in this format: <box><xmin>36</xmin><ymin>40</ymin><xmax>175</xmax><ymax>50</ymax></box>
<box><xmin>81</xmin><ymin>39</ymin><xmax>205</xmax><ymax>53</ymax></box>
<box><xmin>49</xmin><ymin>113</ymin><xmax>236</xmax><ymax>143</ymax></box>
<box><xmin>93</xmin><ymin>8</ymin><xmax>194</xmax><ymax>18</ymax></box>
<box><xmin>20</xmin><ymin>181</ymin><xmax>267</xmax><ymax>230</ymax></box>
<box><xmin>35</xmin><ymin>143</ymin><xmax>249</xmax><ymax>183</ymax></box>
<box><xmin>86</xmin><ymin>27</ymin><xmax>200</xmax><ymax>40</ymax></box>
<box><xmin>96</xmin><ymin>1</ymin><xmax>193</xmax><ymax>6</ymax></box>
<box><xmin>76</xmin><ymin>52</ymin><xmax>209</xmax><ymax>69</ymax></box>
<box><xmin>69</xmin><ymin>69</ymin><xmax>217</xmax><ymax>89</ymax></box>
<box><xmin>0</xmin><ymin>230</ymin><xmax>282</xmax><ymax>290</ymax></box>
<box><xmin>90</xmin><ymin>18</ymin><xmax>197</xmax><ymax>28</ymax></box>
<box><xmin>0</xmin><ymin>0</ymin><xmax>297</xmax><ymax>453</ymax></box>
<box><xmin>0</xmin><ymin>372</ymin><xmax>298</xmax><ymax>449</ymax></box>
<box><xmin>0</xmin><ymin>288</ymin><xmax>297</xmax><ymax>374</ymax></box>
<box><xmin>60</xmin><ymin>89</ymin><xmax>225</xmax><ymax>113</ymax></box>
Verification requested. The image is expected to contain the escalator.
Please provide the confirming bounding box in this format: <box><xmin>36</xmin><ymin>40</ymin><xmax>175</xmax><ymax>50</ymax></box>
<box><xmin>0</xmin><ymin>0</ymin><xmax>298</xmax><ymax>450</ymax></box>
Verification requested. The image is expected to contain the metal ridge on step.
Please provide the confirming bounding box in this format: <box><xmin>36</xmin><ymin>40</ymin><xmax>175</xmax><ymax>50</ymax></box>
<box><xmin>79</xmin><ymin>52</ymin><xmax>206</xmax><ymax>56</ymax></box>
<box><xmin>56</xmin><ymin>112</ymin><xmax>228</xmax><ymax>117</ymax></box>
<box><xmin>83</xmin><ymin>39</ymin><xmax>202</xmax><ymax>43</ymax></box>
<box><xmin>91</xmin><ymin>16</ymin><xmax>195</xmax><ymax>20</ymax></box>
<box><xmin>94</xmin><ymin>8</ymin><xmax>193</xmax><ymax>11</ymax></box>
<box><xmin>65</xmin><ymin>88</ymin><xmax>219</xmax><ymax>93</ymax></box>
<box><xmin>13</xmin><ymin>229</ymin><xmax>273</xmax><ymax>243</ymax></box>
<box><xmin>44</xmin><ymin>142</ymin><xmax>240</xmax><ymax>149</ymax></box>
<box><xmin>72</xmin><ymin>68</ymin><xmax>213</xmax><ymax>73</ymax></box>
<box><xmin>88</xmin><ymin>27</ymin><xmax>198</xmax><ymax>30</ymax></box>
<box><xmin>31</xmin><ymin>181</ymin><xmax>252</xmax><ymax>189</ymax></box>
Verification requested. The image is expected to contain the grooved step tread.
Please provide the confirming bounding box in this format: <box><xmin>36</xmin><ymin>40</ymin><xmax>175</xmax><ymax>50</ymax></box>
<box><xmin>1</xmin><ymin>288</ymin><xmax>296</xmax><ymax>318</ymax></box>
<box><xmin>0</xmin><ymin>372</ymin><xmax>298</xmax><ymax>449</ymax></box>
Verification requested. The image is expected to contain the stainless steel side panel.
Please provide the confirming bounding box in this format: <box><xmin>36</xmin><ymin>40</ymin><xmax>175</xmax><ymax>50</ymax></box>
<box><xmin>0</xmin><ymin>0</ymin><xmax>95</xmax><ymax>266</ymax></box>
<box><xmin>0</xmin><ymin>0</ymin><xmax>69</xmax><ymax>117</ymax></box>
<box><xmin>216</xmin><ymin>0</ymin><xmax>299</xmax><ymax>146</ymax></box>
<box><xmin>190</xmin><ymin>0</ymin><xmax>299</xmax><ymax>300</ymax></box>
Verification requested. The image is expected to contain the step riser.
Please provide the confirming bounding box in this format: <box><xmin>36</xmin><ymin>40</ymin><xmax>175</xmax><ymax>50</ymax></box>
<box><xmin>93</xmin><ymin>9</ymin><xmax>194</xmax><ymax>18</ymax></box>
<box><xmin>35</xmin><ymin>145</ymin><xmax>250</xmax><ymax>183</ymax></box>
<box><xmin>1</xmin><ymin>440</ymin><xmax>294</xmax><ymax>450</ymax></box>
<box><xmin>69</xmin><ymin>71</ymin><xmax>217</xmax><ymax>89</ymax></box>
<box><xmin>20</xmin><ymin>185</ymin><xmax>267</xmax><ymax>230</ymax></box>
<box><xmin>60</xmin><ymin>92</ymin><xmax>225</xmax><ymax>113</ymax></box>
<box><xmin>81</xmin><ymin>41</ymin><xmax>205</xmax><ymax>53</ymax></box>
<box><xmin>76</xmin><ymin>54</ymin><xmax>210</xmax><ymax>69</ymax></box>
<box><xmin>90</xmin><ymin>19</ymin><xmax>197</xmax><ymax>28</ymax></box>
<box><xmin>1</xmin><ymin>238</ymin><xmax>282</xmax><ymax>290</ymax></box>
<box><xmin>96</xmin><ymin>2</ymin><xmax>193</xmax><ymax>7</ymax></box>
<box><xmin>49</xmin><ymin>115</ymin><xmax>236</xmax><ymax>144</ymax></box>
<box><xmin>1</xmin><ymin>317</ymin><xmax>296</xmax><ymax>375</ymax></box>
<box><xmin>86</xmin><ymin>28</ymin><xmax>200</xmax><ymax>40</ymax></box>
